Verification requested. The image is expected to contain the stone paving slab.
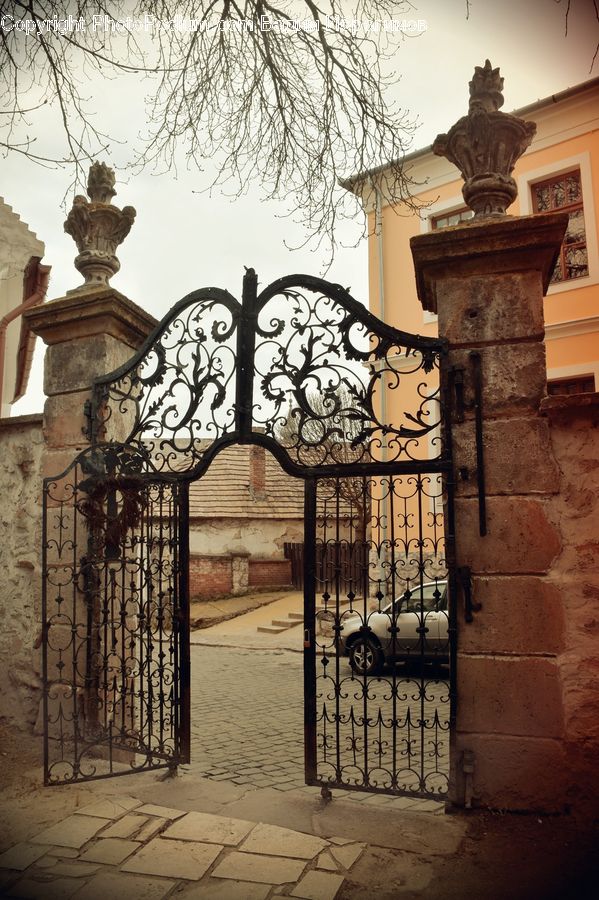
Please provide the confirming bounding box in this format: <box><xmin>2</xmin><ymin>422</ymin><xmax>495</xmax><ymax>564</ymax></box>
<box><xmin>79</xmin><ymin>837</ymin><xmax>141</xmax><ymax>864</ymax></box>
<box><xmin>211</xmin><ymin>850</ymin><xmax>306</xmax><ymax>885</ymax></box>
<box><xmin>176</xmin><ymin>879</ymin><xmax>271</xmax><ymax>899</ymax></box>
<box><xmin>9</xmin><ymin>874</ymin><xmax>83</xmax><ymax>898</ymax></box>
<box><xmin>74</xmin><ymin>870</ymin><xmax>176</xmax><ymax>900</ymax></box>
<box><xmin>291</xmin><ymin>869</ymin><xmax>345</xmax><ymax>900</ymax></box>
<box><xmin>121</xmin><ymin>837</ymin><xmax>222</xmax><ymax>881</ymax></box>
<box><xmin>74</xmin><ymin>797</ymin><xmax>141</xmax><ymax>819</ymax></box>
<box><xmin>0</xmin><ymin>843</ymin><xmax>50</xmax><ymax>871</ymax></box>
<box><xmin>240</xmin><ymin>823</ymin><xmax>329</xmax><ymax>860</ymax></box>
<box><xmin>100</xmin><ymin>813</ymin><xmax>149</xmax><ymax>839</ymax></box>
<box><xmin>330</xmin><ymin>843</ymin><xmax>365</xmax><ymax>870</ymax></box>
<box><xmin>136</xmin><ymin>804</ymin><xmax>187</xmax><ymax>820</ymax></box>
<box><xmin>29</xmin><ymin>816</ymin><xmax>108</xmax><ymax>850</ymax></box>
<box><xmin>164</xmin><ymin>811</ymin><xmax>253</xmax><ymax>846</ymax></box>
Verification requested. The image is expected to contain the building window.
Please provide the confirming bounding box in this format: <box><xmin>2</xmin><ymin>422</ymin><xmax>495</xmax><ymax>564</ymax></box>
<box><xmin>531</xmin><ymin>170</ymin><xmax>588</xmax><ymax>283</ymax></box>
<box><xmin>547</xmin><ymin>374</ymin><xmax>595</xmax><ymax>396</ymax></box>
<box><xmin>431</xmin><ymin>207</ymin><xmax>474</xmax><ymax>229</ymax></box>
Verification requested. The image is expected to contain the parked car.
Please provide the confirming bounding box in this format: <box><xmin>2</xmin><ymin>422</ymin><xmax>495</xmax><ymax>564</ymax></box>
<box><xmin>338</xmin><ymin>580</ymin><xmax>449</xmax><ymax>675</ymax></box>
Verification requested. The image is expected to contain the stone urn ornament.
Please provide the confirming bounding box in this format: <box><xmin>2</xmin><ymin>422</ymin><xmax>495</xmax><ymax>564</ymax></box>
<box><xmin>64</xmin><ymin>162</ymin><xmax>136</xmax><ymax>290</ymax></box>
<box><xmin>433</xmin><ymin>60</ymin><xmax>536</xmax><ymax>217</ymax></box>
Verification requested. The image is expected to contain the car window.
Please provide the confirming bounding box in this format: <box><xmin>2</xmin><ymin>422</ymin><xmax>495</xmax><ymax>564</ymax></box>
<box><xmin>390</xmin><ymin>583</ymin><xmax>448</xmax><ymax>614</ymax></box>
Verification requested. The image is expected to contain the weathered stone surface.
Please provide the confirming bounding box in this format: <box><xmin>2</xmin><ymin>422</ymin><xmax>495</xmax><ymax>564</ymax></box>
<box><xmin>450</xmin><ymin>733</ymin><xmax>568</xmax><ymax>812</ymax></box>
<box><xmin>75</xmin><ymin>871</ymin><xmax>175</xmax><ymax>900</ymax></box>
<box><xmin>10</xmin><ymin>875</ymin><xmax>82</xmax><ymax>898</ymax></box>
<box><xmin>447</xmin><ymin>342</ymin><xmax>548</xmax><ymax>418</ymax></box>
<box><xmin>30</xmin><ymin>815</ymin><xmax>108</xmax><ymax>849</ymax></box>
<box><xmin>240</xmin><ymin>824</ymin><xmax>328</xmax><ymax>860</ymax></box>
<box><xmin>43</xmin><ymin>333</ymin><xmax>136</xmax><ymax>396</ymax></box>
<box><xmin>291</xmin><ymin>870</ymin><xmax>345</xmax><ymax>900</ymax></box>
<box><xmin>99</xmin><ymin>814</ymin><xmax>149</xmax><ymax>839</ymax></box>
<box><xmin>164</xmin><ymin>811</ymin><xmax>253</xmax><ymax>846</ymax></box>
<box><xmin>455</xmin><ymin>496</ymin><xmax>561</xmax><ymax>573</ymax></box>
<box><xmin>79</xmin><ymin>838</ymin><xmax>141</xmax><ymax>864</ymax></box>
<box><xmin>410</xmin><ymin>211</ymin><xmax>567</xmax><ymax>313</ymax></box>
<box><xmin>329</xmin><ymin>843</ymin><xmax>364</xmax><ymax>870</ymax></box>
<box><xmin>42</xmin><ymin>392</ymin><xmax>88</xmax><ymax>449</ymax></box>
<box><xmin>211</xmin><ymin>851</ymin><xmax>306</xmax><ymax>885</ymax></box>
<box><xmin>121</xmin><ymin>837</ymin><xmax>221</xmax><ymax>881</ymax></box>
<box><xmin>176</xmin><ymin>880</ymin><xmax>271</xmax><ymax>900</ymax></box>
<box><xmin>436</xmin><ymin>272</ymin><xmax>544</xmax><ymax>346</ymax></box>
<box><xmin>25</xmin><ymin>287</ymin><xmax>157</xmax><ymax>350</ymax></box>
<box><xmin>0</xmin><ymin>418</ymin><xmax>44</xmax><ymax>727</ymax></box>
<box><xmin>0</xmin><ymin>842</ymin><xmax>50</xmax><ymax>871</ymax></box>
<box><xmin>75</xmin><ymin>798</ymin><xmax>142</xmax><ymax>820</ymax></box>
<box><xmin>459</xmin><ymin>576</ymin><xmax>564</xmax><ymax>655</ymax></box>
<box><xmin>457</xmin><ymin>656</ymin><xmax>564</xmax><ymax>737</ymax></box>
<box><xmin>135</xmin><ymin>804</ymin><xmax>187</xmax><ymax>820</ymax></box>
<box><xmin>452</xmin><ymin>417</ymin><xmax>559</xmax><ymax>497</ymax></box>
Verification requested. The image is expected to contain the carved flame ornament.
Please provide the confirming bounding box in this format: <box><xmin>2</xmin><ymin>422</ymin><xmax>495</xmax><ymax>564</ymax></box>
<box><xmin>64</xmin><ymin>162</ymin><xmax>136</xmax><ymax>290</ymax></box>
<box><xmin>433</xmin><ymin>60</ymin><xmax>536</xmax><ymax>217</ymax></box>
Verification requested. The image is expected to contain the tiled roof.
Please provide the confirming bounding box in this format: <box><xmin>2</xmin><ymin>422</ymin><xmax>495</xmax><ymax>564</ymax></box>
<box><xmin>188</xmin><ymin>445</ymin><xmax>304</xmax><ymax>520</ymax></box>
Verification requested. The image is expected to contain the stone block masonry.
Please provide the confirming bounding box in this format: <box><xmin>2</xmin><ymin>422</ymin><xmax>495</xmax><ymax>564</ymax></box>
<box><xmin>412</xmin><ymin>210</ymin><xmax>572</xmax><ymax>813</ymax></box>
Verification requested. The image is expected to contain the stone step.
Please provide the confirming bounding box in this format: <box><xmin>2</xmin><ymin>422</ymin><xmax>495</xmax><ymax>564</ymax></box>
<box><xmin>257</xmin><ymin>624</ymin><xmax>287</xmax><ymax>634</ymax></box>
<box><xmin>287</xmin><ymin>612</ymin><xmax>304</xmax><ymax>621</ymax></box>
<box><xmin>271</xmin><ymin>618</ymin><xmax>301</xmax><ymax>629</ymax></box>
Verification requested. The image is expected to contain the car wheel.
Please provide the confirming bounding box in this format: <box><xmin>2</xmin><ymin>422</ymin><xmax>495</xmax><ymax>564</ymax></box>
<box><xmin>348</xmin><ymin>637</ymin><xmax>384</xmax><ymax>676</ymax></box>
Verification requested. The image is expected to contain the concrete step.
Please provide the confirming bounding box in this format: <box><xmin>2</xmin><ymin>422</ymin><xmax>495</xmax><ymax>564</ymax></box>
<box><xmin>287</xmin><ymin>612</ymin><xmax>304</xmax><ymax>621</ymax></box>
<box><xmin>271</xmin><ymin>618</ymin><xmax>301</xmax><ymax>629</ymax></box>
<box><xmin>256</xmin><ymin>624</ymin><xmax>287</xmax><ymax>634</ymax></box>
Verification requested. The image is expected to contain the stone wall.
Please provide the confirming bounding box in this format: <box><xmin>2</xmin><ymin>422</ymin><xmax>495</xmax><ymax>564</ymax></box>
<box><xmin>0</xmin><ymin>414</ymin><xmax>44</xmax><ymax>727</ymax></box>
<box><xmin>542</xmin><ymin>394</ymin><xmax>599</xmax><ymax>815</ymax></box>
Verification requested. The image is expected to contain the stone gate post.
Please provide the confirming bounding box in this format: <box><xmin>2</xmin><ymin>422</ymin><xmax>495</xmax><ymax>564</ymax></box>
<box><xmin>24</xmin><ymin>163</ymin><xmax>156</xmax><ymax>740</ymax></box>
<box><xmin>411</xmin><ymin>62</ymin><xmax>569</xmax><ymax>812</ymax></box>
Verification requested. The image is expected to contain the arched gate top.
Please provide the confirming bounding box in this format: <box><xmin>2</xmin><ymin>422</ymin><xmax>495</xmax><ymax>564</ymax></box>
<box><xmin>81</xmin><ymin>269</ymin><xmax>446</xmax><ymax>481</ymax></box>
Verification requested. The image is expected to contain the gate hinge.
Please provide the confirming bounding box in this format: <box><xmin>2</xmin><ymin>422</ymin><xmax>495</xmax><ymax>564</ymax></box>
<box><xmin>458</xmin><ymin>565</ymin><xmax>482</xmax><ymax>623</ymax></box>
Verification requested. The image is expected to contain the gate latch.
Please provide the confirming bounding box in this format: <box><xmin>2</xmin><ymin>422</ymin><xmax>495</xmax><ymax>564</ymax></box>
<box><xmin>458</xmin><ymin>566</ymin><xmax>482</xmax><ymax>623</ymax></box>
<box><xmin>304</xmin><ymin>628</ymin><xmax>311</xmax><ymax>649</ymax></box>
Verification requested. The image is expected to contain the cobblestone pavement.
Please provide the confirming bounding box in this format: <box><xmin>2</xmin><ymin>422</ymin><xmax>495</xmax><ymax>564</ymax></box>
<box><xmin>186</xmin><ymin>645</ymin><xmax>445</xmax><ymax>813</ymax></box>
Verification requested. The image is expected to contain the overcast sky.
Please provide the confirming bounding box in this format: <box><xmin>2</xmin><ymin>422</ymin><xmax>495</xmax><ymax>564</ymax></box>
<box><xmin>5</xmin><ymin>0</ymin><xmax>598</xmax><ymax>415</ymax></box>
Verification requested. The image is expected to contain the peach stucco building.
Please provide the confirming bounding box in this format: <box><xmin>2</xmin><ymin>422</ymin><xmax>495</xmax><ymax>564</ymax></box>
<box><xmin>347</xmin><ymin>76</ymin><xmax>599</xmax><ymax>401</ymax></box>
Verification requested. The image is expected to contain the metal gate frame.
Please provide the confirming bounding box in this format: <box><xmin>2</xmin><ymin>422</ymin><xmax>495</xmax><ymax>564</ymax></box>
<box><xmin>42</xmin><ymin>267</ymin><xmax>454</xmax><ymax>796</ymax></box>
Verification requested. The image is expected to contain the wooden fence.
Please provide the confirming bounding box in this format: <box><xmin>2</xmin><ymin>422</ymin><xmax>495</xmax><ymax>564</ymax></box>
<box><xmin>284</xmin><ymin>541</ymin><xmax>369</xmax><ymax>593</ymax></box>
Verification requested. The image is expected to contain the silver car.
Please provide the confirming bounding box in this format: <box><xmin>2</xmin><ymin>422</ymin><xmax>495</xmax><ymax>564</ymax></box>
<box><xmin>338</xmin><ymin>580</ymin><xmax>449</xmax><ymax>675</ymax></box>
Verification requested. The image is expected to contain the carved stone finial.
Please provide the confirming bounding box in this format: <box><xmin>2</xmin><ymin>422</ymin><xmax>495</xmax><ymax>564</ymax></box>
<box><xmin>64</xmin><ymin>163</ymin><xmax>136</xmax><ymax>290</ymax></box>
<box><xmin>469</xmin><ymin>59</ymin><xmax>504</xmax><ymax>112</ymax></box>
<box><xmin>432</xmin><ymin>61</ymin><xmax>536</xmax><ymax>218</ymax></box>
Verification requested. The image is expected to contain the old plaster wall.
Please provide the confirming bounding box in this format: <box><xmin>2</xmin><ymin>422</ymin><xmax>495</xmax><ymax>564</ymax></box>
<box><xmin>0</xmin><ymin>415</ymin><xmax>44</xmax><ymax>727</ymax></box>
<box><xmin>543</xmin><ymin>395</ymin><xmax>599</xmax><ymax>814</ymax></box>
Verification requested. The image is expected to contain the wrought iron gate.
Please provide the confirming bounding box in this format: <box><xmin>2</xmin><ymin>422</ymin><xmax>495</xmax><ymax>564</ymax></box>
<box><xmin>42</xmin><ymin>268</ymin><xmax>454</xmax><ymax>798</ymax></box>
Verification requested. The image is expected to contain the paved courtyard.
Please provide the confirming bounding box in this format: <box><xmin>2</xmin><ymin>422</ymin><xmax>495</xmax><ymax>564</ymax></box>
<box><xmin>186</xmin><ymin>642</ymin><xmax>446</xmax><ymax>811</ymax></box>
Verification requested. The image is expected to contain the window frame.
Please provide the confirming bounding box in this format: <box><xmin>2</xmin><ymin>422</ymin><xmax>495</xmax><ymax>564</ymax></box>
<box><xmin>531</xmin><ymin>169</ymin><xmax>588</xmax><ymax>284</ymax></box>
<box><xmin>518</xmin><ymin>152</ymin><xmax>598</xmax><ymax>296</ymax></box>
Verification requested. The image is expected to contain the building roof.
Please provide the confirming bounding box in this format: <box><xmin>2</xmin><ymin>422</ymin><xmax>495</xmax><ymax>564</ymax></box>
<box><xmin>189</xmin><ymin>444</ymin><xmax>304</xmax><ymax>520</ymax></box>
<box><xmin>342</xmin><ymin>75</ymin><xmax>599</xmax><ymax>193</ymax></box>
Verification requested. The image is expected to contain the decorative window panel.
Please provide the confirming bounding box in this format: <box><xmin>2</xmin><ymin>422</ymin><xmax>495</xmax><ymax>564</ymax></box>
<box><xmin>532</xmin><ymin>170</ymin><xmax>588</xmax><ymax>283</ymax></box>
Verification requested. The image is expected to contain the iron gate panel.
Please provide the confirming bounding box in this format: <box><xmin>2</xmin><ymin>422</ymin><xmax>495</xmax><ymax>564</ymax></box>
<box><xmin>42</xmin><ymin>267</ymin><xmax>453</xmax><ymax>795</ymax></box>
<box><xmin>42</xmin><ymin>449</ymin><xmax>189</xmax><ymax>784</ymax></box>
<box><xmin>305</xmin><ymin>473</ymin><xmax>451</xmax><ymax>800</ymax></box>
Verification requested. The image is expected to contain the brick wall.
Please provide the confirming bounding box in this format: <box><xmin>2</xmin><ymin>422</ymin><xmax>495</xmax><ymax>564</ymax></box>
<box><xmin>190</xmin><ymin>553</ymin><xmax>292</xmax><ymax>597</ymax></box>
<box><xmin>248</xmin><ymin>557</ymin><xmax>292</xmax><ymax>588</ymax></box>
<box><xmin>189</xmin><ymin>555</ymin><xmax>232</xmax><ymax>598</ymax></box>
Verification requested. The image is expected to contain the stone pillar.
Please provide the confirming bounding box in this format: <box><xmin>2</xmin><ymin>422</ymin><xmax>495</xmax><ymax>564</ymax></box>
<box><xmin>24</xmin><ymin>164</ymin><xmax>157</xmax><ymax>751</ymax></box>
<box><xmin>25</xmin><ymin>287</ymin><xmax>156</xmax><ymax>480</ymax></box>
<box><xmin>412</xmin><ymin>212</ymin><xmax>568</xmax><ymax>812</ymax></box>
